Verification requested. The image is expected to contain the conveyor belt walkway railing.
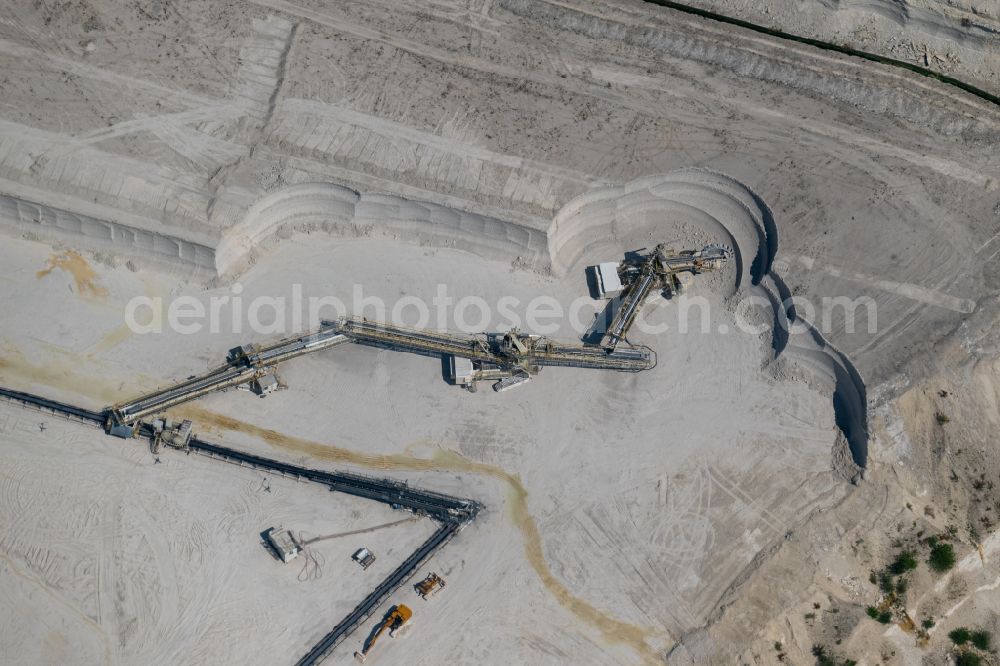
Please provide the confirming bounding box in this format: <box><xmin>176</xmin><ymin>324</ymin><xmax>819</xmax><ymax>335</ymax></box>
<box><xmin>109</xmin><ymin>317</ymin><xmax>654</xmax><ymax>428</ymax></box>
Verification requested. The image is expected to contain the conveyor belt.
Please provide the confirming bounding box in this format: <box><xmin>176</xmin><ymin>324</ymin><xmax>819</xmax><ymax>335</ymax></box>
<box><xmin>333</xmin><ymin>318</ymin><xmax>496</xmax><ymax>361</ymax></box>
<box><xmin>249</xmin><ymin>328</ymin><xmax>352</xmax><ymax>366</ymax></box>
<box><xmin>185</xmin><ymin>436</ymin><xmax>480</xmax><ymax>523</ymax></box>
<box><xmin>0</xmin><ymin>387</ymin><xmax>104</xmax><ymax>424</ymax></box>
<box><xmin>332</xmin><ymin>318</ymin><xmax>653</xmax><ymax>372</ymax></box>
<box><xmin>0</xmin><ymin>386</ymin><xmax>481</xmax><ymax>522</ymax></box>
<box><xmin>108</xmin><ymin>315</ymin><xmax>653</xmax><ymax>427</ymax></box>
<box><xmin>295</xmin><ymin>521</ymin><xmax>460</xmax><ymax>666</ymax></box>
<box><xmin>536</xmin><ymin>342</ymin><xmax>653</xmax><ymax>370</ymax></box>
<box><xmin>113</xmin><ymin>365</ymin><xmax>260</xmax><ymax>424</ymax></box>
<box><xmin>111</xmin><ymin>328</ymin><xmax>351</xmax><ymax>424</ymax></box>
<box><xmin>0</xmin><ymin>388</ymin><xmax>481</xmax><ymax>666</ymax></box>
<box><xmin>603</xmin><ymin>269</ymin><xmax>657</xmax><ymax>349</ymax></box>
<box><xmin>0</xmin><ymin>385</ymin><xmax>481</xmax><ymax>665</ymax></box>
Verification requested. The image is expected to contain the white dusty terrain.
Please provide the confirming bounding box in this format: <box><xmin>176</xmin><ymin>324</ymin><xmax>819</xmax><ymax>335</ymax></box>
<box><xmin>0</xmin><ymin>399</ymin><xmax>441</xmax><ymax>666</ymax></box>
<box><xmin>676</xmin><ymin>0</ymin><xmax>1000</xmax><ymax>94</ymax></box>
<box><xmin>0</xmin><ymin>1</ymin><xmax>999</xmax><ymax>665</ymax></box>
<box><xmin>0</xmin><ymin>184</ymin><xmax>854</xmax><ymax>662</ymax></box>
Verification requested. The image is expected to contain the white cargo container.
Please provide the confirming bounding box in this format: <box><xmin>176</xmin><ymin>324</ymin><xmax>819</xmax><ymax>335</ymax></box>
<box><xmin>449</xmin><ymin>355</ymin><xmax>475</xmax><ymax>386</ymax></box>
<box><xmin>592</xmin><ymin>262</ymin><xmax>623</xmax><ymax>298</ymax></box>
<box><xmin>264</xmin><ymin>527</ymin><xmax>300</xmax><ymax>563</ymax></box>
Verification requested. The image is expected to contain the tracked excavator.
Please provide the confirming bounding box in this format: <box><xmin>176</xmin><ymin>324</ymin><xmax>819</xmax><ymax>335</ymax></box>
<box><xmin>354</xmin><ymin>604</ymin><xmax>412</xmax><ymax>662</ymax></box>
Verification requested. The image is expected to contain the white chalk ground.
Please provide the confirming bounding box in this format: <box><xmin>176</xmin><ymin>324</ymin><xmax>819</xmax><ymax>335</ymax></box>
<box><xmin>0</xmin><ymin>230</ymin><xmax>845</xmax><ymax>663</ymax></box>
<box><xmin>0</xmin><ymin>0</ymin><xmax>998</xmax><ymax>662</ymax></box>
<box><xmin>676</xmin><ymin>0</ymin><xmax>1000</xmax><ymax>93</ymax></box>
<box><xmin>0</xmin><ymin>398</ymin><xmax>441</xmax><ymax>666</ymax></box>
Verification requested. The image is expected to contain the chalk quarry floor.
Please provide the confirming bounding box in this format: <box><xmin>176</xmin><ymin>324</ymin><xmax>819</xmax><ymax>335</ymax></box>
<box><xmin>0</xmin><ymin>233</ymin><xmax>846</xmax><ymax>664</ymax></box>
<box><xmin>0</xmin><ymin>397</ymin><xmax>442</xmax><ymax>666</ymax></box>
<box><xmin>1</xmin><ymin>0</ymin><xmax>998</xmax><ymax>663</ymax></box>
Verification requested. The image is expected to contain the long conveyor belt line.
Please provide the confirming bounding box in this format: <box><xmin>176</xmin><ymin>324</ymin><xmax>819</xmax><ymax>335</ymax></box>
<box><xmin>332</xmin><ymin>318</ymin><xmax>654</xmax><ymax>371</ymax></box>
<box><xmin>0</xmin><ymin>386</ymin><xmax>480</xmax><ymax>665</ymax></box>
<box><xmin>0</xmin><ymin>386</ymin><xmax>482</xmax><ymax>522</ymax></box>
<box><xmin>112</xmin><ymin>328</ymin><xmax>351</xmax><ymax>424</ymax></box>
<box><xmin>111</xmin><ymin>316</ymin><xmax>653</xmax><ymax>427</ymax></box>
<box><xmin>184</xmin><ymin>435</ymin><xmax>480</xmax><ymax>523</ymax></box>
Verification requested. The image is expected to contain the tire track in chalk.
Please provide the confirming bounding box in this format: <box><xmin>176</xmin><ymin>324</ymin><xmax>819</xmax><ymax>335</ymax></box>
<box><xmin>174</xmin><ymin>404</ymin><xmax>664</xmax><ymax>663</ymax></box>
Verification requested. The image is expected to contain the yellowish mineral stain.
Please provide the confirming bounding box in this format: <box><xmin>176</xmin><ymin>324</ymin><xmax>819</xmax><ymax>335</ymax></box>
<box><xmin>36</xmin><ymin>251</ymin><xmax>108</xmax><ymax>301</ymax></box>
<box><xmin>0</xmin><ymin>349</ymin><xmax>661</xmax><ymax>661</ymax></box>
<box><xmin>177</xmin><ymin>405</ymin><xmax>660</xmax><ymax>661</ymax></box>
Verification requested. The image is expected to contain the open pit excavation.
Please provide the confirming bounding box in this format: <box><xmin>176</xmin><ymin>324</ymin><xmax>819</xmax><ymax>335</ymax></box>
<box><xmin>0</xmin><ymin>166</ymin><xmax>879</xmax><ymax>665</ymax></box>
<box><xmin>2</xmin><ymin>0</ymin><xmax>1000</xmax><ymax>664</ymax></box>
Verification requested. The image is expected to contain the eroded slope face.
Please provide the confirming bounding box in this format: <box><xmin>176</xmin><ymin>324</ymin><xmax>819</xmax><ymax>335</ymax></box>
<box><xmin>643</xmin><ymin>0</ymin><xmax>1000</xmax><ymax>94</ymax></box>
<box><xmin>0</xmin><ymin>0</ymin><xmax>996</xmax><ymax>393</ymax></box>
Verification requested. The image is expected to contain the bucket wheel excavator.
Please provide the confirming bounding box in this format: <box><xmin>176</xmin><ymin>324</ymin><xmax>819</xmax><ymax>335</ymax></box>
<box><xmin>599</xmin><ymin>243</ymin><xmax>732</xmax><ymax>350</ymax></box>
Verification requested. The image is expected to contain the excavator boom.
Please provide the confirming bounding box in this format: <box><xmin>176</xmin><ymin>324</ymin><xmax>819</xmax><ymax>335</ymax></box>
<box><xmin>600</xmin><ymin>243</ymin><xmax>731</xmax><ymax>350</ymax></box>
<box><xmin>355</xmin><ymin>605</ymin><xmax>412</xmax><ymax>662</ymax></box>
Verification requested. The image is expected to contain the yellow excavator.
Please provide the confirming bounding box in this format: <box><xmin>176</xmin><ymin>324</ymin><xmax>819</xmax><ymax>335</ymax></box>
<box><xmin>354</xmin><ymin>604</ymin><xmax>412</xmax><ymax>663</ymax></box>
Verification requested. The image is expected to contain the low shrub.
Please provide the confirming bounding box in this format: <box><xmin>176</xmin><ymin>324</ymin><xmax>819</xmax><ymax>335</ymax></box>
<box><xmin>889</xmin><ymin>550</ymin><xmax>918</xmax><ymax>575</ymax></box>
<box><xmin>949</xmin><ymin>627</ymin><xmax>971</xmax><ymax>645</ymax></box>
<box><xmin>929</xmin><ymin>543</ymin><xmax>956</xmax><ymax>572</ymax></box>
<box><xmin>955</xmin><ymin>652</ymin><xmax>981</xmax><ymax>666</ymax></box>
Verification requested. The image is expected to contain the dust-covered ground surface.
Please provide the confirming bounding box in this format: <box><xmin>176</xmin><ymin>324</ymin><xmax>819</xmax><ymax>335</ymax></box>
<box><xmin>0</xmin><ymin>399</ymin><xmax>441</xmax><ymax>665</ymax></box>
<box><xmin>0</xmin><ymin>0</ymin><xmax>999</xmax><ymax>665</ymax></box>
<box><xmin>671</xmin><ymin>0</ymin><xmax>1000</xmax><ymax>94</ymax></box>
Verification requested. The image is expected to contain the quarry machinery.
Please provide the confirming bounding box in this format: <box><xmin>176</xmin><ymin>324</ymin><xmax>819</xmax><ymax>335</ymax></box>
<box><xmin>106</xmin><ymin>326</ymin><xmax>351</xmax><ymax>435</ymax></box>
<box><xmin>414</xmin><ymin>572</ymin><xmax>446</xmax><ymax>599</ymax></box>
<box><xmin>109</xmin><ymin>247</ymin><xmax>712</xmax><ymax>426</ymax></box>
<box><xmin>149</xmin><ymin>418</ymin><xmax>193</xmax><ymax>453</ymax></box>
<box><xmin>354</xmin><ymin>604</ymin><xmax>412</xmax><ymax>662</ymax></box>
<box><xmin>598</xmin><ymin>243</ymin><xmax>732</xmax><ymax>350</ymax></box>
<box><xmin>332</xmin><ymin>317</ymin><xmax>654</xmax><ymax>393</ymax></box>
<box><xmin>107</xmin><ymin>312</ymin><xmax>652</xmax><ymax>434</ymax></box>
